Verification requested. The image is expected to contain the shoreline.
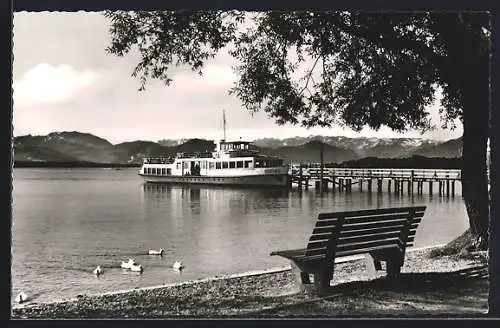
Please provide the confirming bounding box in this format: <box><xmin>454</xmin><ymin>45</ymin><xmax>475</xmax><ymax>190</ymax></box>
<box><xmin>14</xmin><ymin>243</ymin><xmax>486</xmax><ymax>319</ymax></box>
<box><xmin>12</xmin><ymin>244</ymin><xmax>446</xmax><ymax>310</ymax></box>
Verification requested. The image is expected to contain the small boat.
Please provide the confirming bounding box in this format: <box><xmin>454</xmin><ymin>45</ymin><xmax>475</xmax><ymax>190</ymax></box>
<box><xmin>148</xmin><ymin>249</ymin><xmax>164</xmax><ymax>256</ymax></box>
<box><xmin>93</xmin><ymin>265</ymin><xmax>103</xmax><ymax>276</ymax></box>
<box><xmin>130</xmin><ymin>263</ymin><xmax>143</xmax><ymax>272</ymax></box>
<box><xmin>172</xmin><ymin>261</ymin><xmax>184</xmax><ymax>271</ymax></box>
<box><xmin>121</xmin><ymin>259</ymin><xmax>137</xmax><ymax>269</ymax></box>
<box><xmin>15</xmin><ymin>292</ymin><xmax>28</xmax><ymax>304</ymax></box>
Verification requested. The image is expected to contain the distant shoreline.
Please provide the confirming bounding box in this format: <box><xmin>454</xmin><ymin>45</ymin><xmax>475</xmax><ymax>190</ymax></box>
<box><xmin>13</xmin><ymin>161</ymin><xmax>141</xmax><ymax>168</ymax></box>
<box><xmin>13</xmin><ymin>157</ymin><xmax>461</xmax><ymax>169</ymax></box>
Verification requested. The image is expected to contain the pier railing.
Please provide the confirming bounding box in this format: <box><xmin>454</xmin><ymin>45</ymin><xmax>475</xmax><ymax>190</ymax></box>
<box><xmin>289</xmin><ymin>167</ymin><xmax>461</xmax><ymax>181</ymax></box>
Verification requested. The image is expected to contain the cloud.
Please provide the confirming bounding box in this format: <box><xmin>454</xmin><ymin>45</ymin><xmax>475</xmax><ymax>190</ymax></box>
<box><xmin>13</xmin><ymin>63</ymin><xmax>100</xmax><ymax>108</ymax></box>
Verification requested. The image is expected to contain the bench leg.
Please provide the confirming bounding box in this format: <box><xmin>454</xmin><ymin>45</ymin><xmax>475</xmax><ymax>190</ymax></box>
<box><xmin>386</xmin><ymin>258</ymin><xmax>403</xmax><ymax>277</ymax></box>
<box><xmin>313</xmin><ymin>269</ymin><xmax>331</xmax><ymax>296</ymax></box>
<box><xmin>365</xmin><ymin>253</ymin><xmax>382</xmax><ymax>274</ymax></box>
<box><xmin>291</xmin><ymin>262</ymin><xmax>311</xmax><ymax>284</ymax></box>
<box><xmin>290</xmin><ymin>262</ymin><xmax>314</xmax><ymax>294</ymax></box>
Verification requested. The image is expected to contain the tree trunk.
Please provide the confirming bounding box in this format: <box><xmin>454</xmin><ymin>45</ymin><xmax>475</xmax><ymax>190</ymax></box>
<box><xmin>461</xmin><ymin>110</ymin><xmax>489</xmax><ymax>245</ymax></box>
<box><xmin>460</xmin><ymin>47</ymin><xmax>490</xmax><ymax>249</ymax></box>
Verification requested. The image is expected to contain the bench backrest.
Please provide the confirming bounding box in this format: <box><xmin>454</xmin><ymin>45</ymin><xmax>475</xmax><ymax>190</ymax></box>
<box><xmin>305</xmin><ymin>206</ymin><xmax>426</xmax><ymax>259</ymax></box>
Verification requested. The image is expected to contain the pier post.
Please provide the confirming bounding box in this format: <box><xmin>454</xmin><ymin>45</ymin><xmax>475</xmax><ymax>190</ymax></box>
<box><xmin>368</xmin><ymin>179</ymin><xmax>372</xmax><ymax>193</ymax></box>
<box><xmin>377</xmin><ymin>179</ymin><xmax>382</xmax><ymax>193</ymax></box>
<box><xmin>319</xmin><ymin>144</ymin><xmax>324</xmax><ymax>194</ymax></box>
<box><xmin>315</xmin><ymin>180</ymin><xmax>321</xmax><ymax>189</ymax></box>
<box><xmin>388</xmin><ymin>180</ymin><xmax>392</xmax><ymax>193</ymax></box>
<box><xmin>394</xmin><ymin>179</ymin><xmax>399</xmax><ymax>195</ymax></box>
<box><xmin>298</xmin><ymin>165</ymin><xmax>303</xmax><ymax>190</ymax></box>
<box><xmin>359</xmin><ymin>179</ymin><xmax>363</xmax><ymax>192</ymax></box>
<box><xmin>429</xmin><ymin>181</ymin><xmax>433</xmax><ymax>195</ymax></box>
<box><xmin>331</xmin><ymin>175</ymin><xmax>336</xmax><ymax>193</ymax></box>
<box><xmin>339</xmin><ymin>178</ymin><xmax>343</xmax><ymax>192</ymax></box>
<box><xmin>400</xmin><ymin>180</ymin><xmax>404</xmax><ymax>196</ymax></box>
<box><xmin>451</xmin><ymin>181</ymin><xmax>455</xmax><ymax>197</ymax></box>
<box><xmin>410</xmin><ymin>170</ymin><xmax>414</xmax><ymax>195</ymax></box>
<box><xmin>438</xmin><ymin>180</ymin><xmax>442</xmax><ymax>196</ymax></box>
<box><xmin>446</xmin><ymin>180</ymin><xmax>450</xmax><ymax>197</ymax></box>
<box><xmin>305</xmin><ymin>178</ymin><xmax>309</xmax><ymax>190</ymax></box>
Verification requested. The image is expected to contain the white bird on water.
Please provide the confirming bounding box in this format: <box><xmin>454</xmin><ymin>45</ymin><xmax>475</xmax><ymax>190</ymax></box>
<box><xmin>148</xmin><ymin>249</ymin><xmax>164</xmax><ymax>256</ymax></box>
<box><xmin>130</xmin><ymin>263</ymin><xmax>143</xmax><ymax>273</ymax></box>
<box><xmin>173</xmin><ymin>261</ymin><xmax>184</xmax><ymax>271</ymax></box>
<box><xmin>16</xmin><ymin>291</ymin><xmax>28</xmax><ymax>304</ymax></box>
<box><xmin>93</xmin><ymin>265</ymin><xmax>103</xmax><ymax>277</ymax></box>
<box><xmin>121</xmin><ymin>259</ymin><xmax>137</xmax><ymax>269</ymax></box>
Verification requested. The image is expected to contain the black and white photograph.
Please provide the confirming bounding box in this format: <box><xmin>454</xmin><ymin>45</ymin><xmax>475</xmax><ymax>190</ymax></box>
<box><xmin>10</xmin><ymin>5</ymin><xmax>497</xmax><ymax>319</ymax></box>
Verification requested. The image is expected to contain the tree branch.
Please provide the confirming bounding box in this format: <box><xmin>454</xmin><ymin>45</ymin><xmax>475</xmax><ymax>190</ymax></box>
<box><xmin>299</xmin><ymin>55</ymin><xmax>321</xmax><ymax>95</ymax></box>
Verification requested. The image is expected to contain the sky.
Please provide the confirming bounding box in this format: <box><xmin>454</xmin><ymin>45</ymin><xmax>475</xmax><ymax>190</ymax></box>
<box><xmin>12</xmin><ymin>11</ymin><xmax>463</xmax><ymax>145</ymax></box>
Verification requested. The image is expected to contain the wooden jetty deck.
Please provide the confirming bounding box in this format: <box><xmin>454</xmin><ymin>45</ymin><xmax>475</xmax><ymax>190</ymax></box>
<box><xmin>288</xmin><ymin>164</ymin><xmax>461</xmax><ymax>197</ymax></box>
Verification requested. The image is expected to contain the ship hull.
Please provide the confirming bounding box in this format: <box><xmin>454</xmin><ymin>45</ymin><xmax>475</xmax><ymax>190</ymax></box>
<box><xmin>139</xmin><ymin>173</ymin><xmax>289</xmax><ymax>187</ymax></box>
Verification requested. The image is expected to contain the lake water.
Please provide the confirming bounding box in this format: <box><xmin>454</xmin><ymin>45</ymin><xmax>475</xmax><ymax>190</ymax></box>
<box><xmin>11</xmin><ymin>168</ymin><xmax>469</xmax><ymax>305</ymax></box>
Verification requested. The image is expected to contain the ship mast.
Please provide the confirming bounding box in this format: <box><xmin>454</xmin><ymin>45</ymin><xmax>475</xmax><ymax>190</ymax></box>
<box><xmin>223</xmin><ymin>109</ymin><xmax>227</xmax><ymax>141</ymax></box>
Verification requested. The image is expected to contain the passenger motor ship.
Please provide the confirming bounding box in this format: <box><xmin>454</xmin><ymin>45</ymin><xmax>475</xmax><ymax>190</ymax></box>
<box><xmin>139</xmin><ymin>139</ymin><xmax>289</xmax><ymax>186</ymax></box>
<box><xmin>139</xmin><ymin>111</ymin><xmax>289</xmax><ymax>186</ymax></box>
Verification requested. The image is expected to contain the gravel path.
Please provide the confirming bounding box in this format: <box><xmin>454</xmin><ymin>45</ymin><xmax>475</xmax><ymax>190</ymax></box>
<box><xmin>11</xmin><ymin>248</ymin><xmax>488</xmax><ymax>318</ymax></box>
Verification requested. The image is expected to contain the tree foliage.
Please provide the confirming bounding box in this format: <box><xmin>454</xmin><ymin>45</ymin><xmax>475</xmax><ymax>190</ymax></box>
<box><xmin>105</xmin><ymin>11</ymin><xmax>488</xmax><ymax>131</ymax></box>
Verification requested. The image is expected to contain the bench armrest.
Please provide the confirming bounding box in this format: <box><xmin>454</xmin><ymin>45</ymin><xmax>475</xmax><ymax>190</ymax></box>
<box><xmin>270</xmin><ymin>248</ymin><xmax>306</xmax><ymax>260</ymax></box>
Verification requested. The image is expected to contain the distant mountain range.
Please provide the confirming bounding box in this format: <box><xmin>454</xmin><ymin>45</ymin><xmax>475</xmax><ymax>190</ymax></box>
<box><xmin>13</xmin><ymin>131</ymin><xmax>462</xmax><ymax>165</ymax></box>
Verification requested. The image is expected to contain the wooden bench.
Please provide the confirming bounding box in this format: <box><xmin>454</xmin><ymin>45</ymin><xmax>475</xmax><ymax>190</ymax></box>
<box><xmin>270</xmin><ymin>206</ymin><xmax>426</xmax><ymax>295</ymax></box>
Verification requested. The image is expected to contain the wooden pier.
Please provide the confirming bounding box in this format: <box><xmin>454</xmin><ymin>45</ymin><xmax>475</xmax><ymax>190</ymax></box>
<box><xmin>288</xmin><ymin>164</ymin><xmax>461</xmax><ymax>197</ymax></box>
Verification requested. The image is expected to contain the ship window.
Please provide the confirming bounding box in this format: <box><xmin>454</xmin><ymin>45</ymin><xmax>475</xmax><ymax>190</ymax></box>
<box><xmin>216</xmin><ymin>162</ymin><xmax>221</xmax><ymax>169</ymax></box>
<box><xmin>176</xmin><ymin>163</ymin><xmax>181</xmax><ymax>170</ymax></box>
<box><xmin>222</xmin><ymin>162</ymin><xmax>229</xmax><ymax>169</ymax></box>
<box><xmin>152</xmin><ymin>168</ymin><xmax>156</xmax><ymax>175</ymax></box>
<box><xmin>236</xmin><ymin>161</ymin><xmax>243</xmax><ymax>168</ymax></box>
<box><xmin>161</xmin><ymin>168</ymin><xmax>166</xmax><ymax>175</ymax></box>
<box><xmin>245</xmin><ymin>160</ymin><xmax>253</xmax><ymax>168</ymax></box>
<box><xmin>183</xmin><ymin>162</ymin><xmax>189</xmax><ymax>169</ymax></box>
<box><xmin>229</xmin><ymin>161</ymin><xmax>236</xmax><ymax>169</ymax></box>
<box><xmin>209</xmin><ymin>162</ymin><xmax>215</xmax><ymax>170</ymax></box>
<box><xmin>167</xmin><ymin>168</ymin><xmax>171</xmax><ymax>175</ymax></box>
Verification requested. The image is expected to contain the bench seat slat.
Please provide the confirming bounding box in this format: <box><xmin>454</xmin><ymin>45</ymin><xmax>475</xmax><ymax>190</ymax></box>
<box><xmin>337</xmin><ymin>230</ymin><xmax>403</xmax><ymax>244</ymax></box>
<box><xmin>340</xmin><ymin>218</ymin><xmax>422</xmax><ymax>232</ymax></box>
<box><xmin>312</xmin><ymin>219</ymin><xmax>408</xmax><ymax>235</ymax></box>
<box><xmin>335</xmin><ymin>244</ymin><xmax>402</xmax><ymax>257</ymax></box>
<box><xmin>317</xmin><ymin>206</ymin><xmax>426</xmax><ymax>221</ymax></box>
<box><xmin>342</xmin><ymin>212</ymin><xmax>425</xmax><ymax>225</ymax></box>
<box><xmin>314</xmin><ymin>212</ymin><xmax>423</xmax><ymax>229</ymax></box>
<box><xmin>336</xmin><ymin>238</ymin><xmax>401</xmax><ymax>253</ymax></box>
<box><xmin>339</xmin><ymin>225</ymin><xmax>406</xmax><ymax>238</ymax></box>
<box><xmin>306</xmin><ymin>247</ymin><xmax>328</xmax><ymax>257</ymax></box>
<box><xmin>312</xmin><ymin>216</ymin><xmax>422</xmax><ymax>236</ymax></box>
